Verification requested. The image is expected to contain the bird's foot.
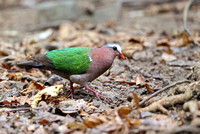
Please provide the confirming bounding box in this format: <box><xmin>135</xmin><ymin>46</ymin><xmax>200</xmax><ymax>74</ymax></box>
<box><xmin>85</xmin><ymin>86</ymin><xmax>105</xmax><ymax>99</ymax></box>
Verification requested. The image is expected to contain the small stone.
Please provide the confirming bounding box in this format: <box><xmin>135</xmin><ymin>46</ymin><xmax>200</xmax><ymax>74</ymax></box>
<box><xmin>28</xmin><ymin>124</ymin><xmax>37</xmax><ymax>131</ymax></box>
<box><xmin>161</xmin><ymin>53</ymin><xmax>177</xmax><ymax>62</ymax></box>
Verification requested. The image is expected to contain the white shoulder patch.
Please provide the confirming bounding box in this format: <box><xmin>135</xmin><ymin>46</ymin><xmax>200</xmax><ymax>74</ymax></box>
<box><xmin>88</xmin><ymin>55</ymin><xmax>93</xmax><ymax>62</ymax></box>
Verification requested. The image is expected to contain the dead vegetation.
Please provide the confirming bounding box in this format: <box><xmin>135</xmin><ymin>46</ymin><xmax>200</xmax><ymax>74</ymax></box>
<box><xmin>0</xmin><ymin>0</ymin><xmax>200</xmax><ymax>133</ymax></box>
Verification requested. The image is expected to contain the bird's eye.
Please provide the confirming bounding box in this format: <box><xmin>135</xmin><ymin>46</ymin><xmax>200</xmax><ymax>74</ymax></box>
<box><xmin>113</xmin><ymin>46</ymin><xmax>117</xmax><ymax>51</ymax></box>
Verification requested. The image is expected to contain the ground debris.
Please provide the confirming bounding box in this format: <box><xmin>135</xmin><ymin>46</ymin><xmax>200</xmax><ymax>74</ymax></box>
<box><xmin>140</xmin><ymin>80</ymin><xmax>200</xmax><ymax>114</ymax></box>
<box><xmin>0</xmin><ymin>1</ymin><xmax>200</xmax><ymax>133</ymax></box>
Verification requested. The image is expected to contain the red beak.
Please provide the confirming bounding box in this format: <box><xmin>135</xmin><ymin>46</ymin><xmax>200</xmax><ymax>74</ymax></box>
<box><xmin>119</xmin><ymin>53</ymin><xmax>126</xmax><ymax>60</ymax></box>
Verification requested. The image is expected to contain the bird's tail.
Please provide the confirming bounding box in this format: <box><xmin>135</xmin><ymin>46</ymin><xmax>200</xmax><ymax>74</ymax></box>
<box><xmin>17</xmin><ymin>60</ymin><xmax>46</xmax><ymax>69</ymax></box>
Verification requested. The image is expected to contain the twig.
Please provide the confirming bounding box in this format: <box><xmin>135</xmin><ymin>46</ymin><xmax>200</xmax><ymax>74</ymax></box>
<box><xmin>183</xmin><ymin>0</ymin><xmax>199</xmax><ymax>46</ymax></box>
<box><xmin>0</xmin><ymin>107</ymin><xmax>31</xmax><ymax>112</ymax></box>
<box><xmin>163</xmin><ymin>125</ymin><xmax>200</xmax><ymax>134</ymax></box>
<box><xmin>139</xmin><ymin>79</ymin><xmax>191</xmax><ymax>106</ymax></box>
<box><xmin>186</xmin><ymin>70</ymin><xmax>193</xmax><ymax>79</ymax></box>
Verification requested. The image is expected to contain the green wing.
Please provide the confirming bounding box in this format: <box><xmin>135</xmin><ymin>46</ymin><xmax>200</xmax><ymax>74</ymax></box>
<box><xmin>46</xmin><ymin>47</ymin><xmax>92</xmax><ymax>74</ymax></box>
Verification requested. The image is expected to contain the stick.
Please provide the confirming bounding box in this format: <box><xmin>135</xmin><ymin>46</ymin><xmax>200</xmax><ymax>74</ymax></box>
<box><xmin>0</xmin><ymin>107</ymin><xmax>31</xmax><ymax>112</ymax></box>
<box><xmin>139</xmin><ymin>79</ymin><xmax>191</xmax><ymax>106</ymax></box>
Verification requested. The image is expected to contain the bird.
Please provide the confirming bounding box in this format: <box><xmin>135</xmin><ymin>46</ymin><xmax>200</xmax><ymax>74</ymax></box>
<box><xmin>17</xmin><ymin>43</ymin><xmax>125</xmax><ymax>98</ymax></box>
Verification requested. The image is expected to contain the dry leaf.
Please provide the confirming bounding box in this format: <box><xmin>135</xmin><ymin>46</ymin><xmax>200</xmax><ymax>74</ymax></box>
<box><xmin>26</xmin><ymin>81</ymin><xmax>45</xmax><ymax>90</ymax></box>
<box><xmin>170</xmin><ymin>32</ymin><xmax>191</xmax><ymax>47</ymax></box>
<box><xmin>118</xmin><ymin>106</ymin><xmax>131</xmax><ymax>118</ymax></box>
<box><xmin>144</xmin><ymin>84</ymin><xmax>154</xmax><ymax>92</ymax></box>
<box><xmin>157</xmin><ymin>38</ymin><xmax>170</xmax><ymax>47</ymax></box>
<box><xmin>132</xmin><ymin>92</ymin><xmax>140</xmax><ymax>109</ymax></box>
<box><xmin>1</xmin><ymin>100</ymin><xmax>13</xmax><ymax>105</ymax></box>
<box><xmin>39</xmin><ymin>119</ymin><xmax>49</xmax><ymax>125</ymax></box>
<box><xmin>7</xmin><ymin>73</ymin><xmax>22</xmax><ymax>81</ymax></box>
<box><xmin>118</xmin><ymin>80</ymin><xmax>136</xmax><ymax>85</ymax></box>
<box><xmin>67</xmin><ymin>122</ymin><xmax>87</xmax><ymax>131</ymax></box>
<box><xmin>136</xmin><ymin>75</ymin><xmax>146</xmax><ymax>86</ymax></box>
<box><xmin>83</xmin><ymin>116</ymin><xmax>109</xmax><ymax>128</ymax></box>
<box><xmin>122</xmin><ymin>36</ymin><xmax>144</xmax><ymax>57</ymax></box>
<box><xmin>80</xmin><ymin>110</ymin><xmax>90</xmax><ymax>117</ymax></box>
<box><xmin>21</xmin><ymin>81</ymin><xmax>45</xmax><ymax>95</ymax></box>
<box><xmin>131</xmin><ymin>120</ymin><xmax>141</xmax><ymax>125</ymax></box>
<box><xmin>0</xmin><ymin>51</ymin><xmax>9</xmax><ymax>56</ymax></box>
<box><xmin>1</xmin><ymin>95</ymin><xmax>31</xmax><ymax>106</ymax></box>
<box><xmin>31</xmin><ymin>85</ymin><xmax>64</xmax><ymax>108</ymax></box>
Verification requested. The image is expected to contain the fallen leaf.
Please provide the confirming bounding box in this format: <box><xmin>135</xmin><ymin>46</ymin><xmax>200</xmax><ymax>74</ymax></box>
<box><xmin>67</xmin><ymin>122</ymin><xmax>87</xmax><ymax>131</ymax></box>
<box><xmin>131</xmin><ymin>120</ymin><xmax>141</xmax><ymax>125</ymax></box>
<box><xmin>21</xmin><ymin>81</ymin><xmax>45</xmax><ymax>95</ymax></box>
<box><xmin>166</xmin><ymin>48</ymin><xmax>173</xmax><ymax>54</ymax></box>
<box><xmin>1</xmin><ymin>100</ymin><xmax>12</xmax><ymax>105</ymax></box>
<box><xmin>144</xmin><ymin>84</ymin><xmax>154</xmax><ymax>92</ymax></box>
<box><xmin>83</xmin><ymin>116</ymin><xmax>109</xmax><ymax>128</ymax></box>
<box><xmin>7</xmin><ymin>73</ymin><xmax>22</xmax><ymax>81</ymax></box>
<box><xmin>118</xmin><ymin>106</ymin><xmax>131</xmax><ymax>118</ymax></box>
<box><xmin>132</xmin><ymin>92</ymin><xmax>140</xmax><ymax>109</ymax></box>
<box><xmin>27</xmin><ymin>81</ymin><xmax>45</xmax><ymax>90</ymax></box>
<box><xmin>0</xmin><ymin>51</ymin><xmax>9</xmax><ymax>56</ymax></box>
<box><xmin>2</xmin><ymin>63</ymin><xmax>11</xmax><ymax>70</ymax></box>
<box><xmin>170</xmin><ymin>32</ymin><xmax>191</xmax><ymax>47</ymax></box>
<box><xmin>157</xmin><ymin>38</ymin><xmax>170</xmax><ymax>47</ymax></box>
<box><xmin>122</xmin><ymin>36</ymin><xmax>144</xmax><ymax>57</ymax></box>
<box><xmin>118</xmin><ymin>80</ymin><xmax>136</xmax><ymax>85</ymax></box>
<box><xmin>136</xmin><ymin>75</ymin><xmax>146</xmax><ymax>86</ymax></box>
<box><xmin>0</xmin><ymin>95</ymin><xmax>31</xmax><ymax>106</ymax></box>
<box><xmin>31</xmin><ymin>85</ymin><xmax>64</xmax><ymax>108</ymax></box>
<box><xmin>16</xmin><ymin>116</ymin><xmax>20</xmax><ymax>119</ymax></box>
<box><xmin>80</xmin><ymin>110</ymin><xmax>90</xmax><ymax>117</ymax></box>
<box><xmin>39</xmin><ymin>119</ymin><xmax>49</xmax><ymax>125</ymax></box>
<box><xmin>0</xmin><ymin>97</ymin><xmax>19</xmax><ymax>106</ymax></box>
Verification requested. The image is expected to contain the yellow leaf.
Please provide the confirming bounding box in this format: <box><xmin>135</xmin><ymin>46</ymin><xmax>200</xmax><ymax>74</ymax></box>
<box><xmin>31</xmin><ymin>85</ymin><xmax>63</xmax><ymax>108</ymax></box>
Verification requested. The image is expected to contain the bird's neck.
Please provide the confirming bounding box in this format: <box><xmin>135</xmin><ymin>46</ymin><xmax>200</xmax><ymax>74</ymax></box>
<box><xmin>92</xmin><ymin>47</ymin><xmax>116</xmax><ymax>63</ymax></box>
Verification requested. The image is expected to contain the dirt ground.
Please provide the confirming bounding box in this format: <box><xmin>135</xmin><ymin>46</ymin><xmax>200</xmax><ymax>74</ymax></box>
<box><xmin>0</xmin><ymin>0</ymin><xmax>200</xmax><ymax>134</ymax></box>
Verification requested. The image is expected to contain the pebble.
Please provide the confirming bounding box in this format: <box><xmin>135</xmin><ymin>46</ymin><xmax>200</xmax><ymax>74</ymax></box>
<box><xmin>28</xmin><ymin>124</ymin><xmax>37</xmax><ymax>131</ymax></box>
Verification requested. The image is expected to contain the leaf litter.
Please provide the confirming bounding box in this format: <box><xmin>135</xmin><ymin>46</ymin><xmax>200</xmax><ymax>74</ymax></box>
<box><xmin>1</xmin><ymin>1</ymin><xmax>200</xmax><ymax>133</ymax></box>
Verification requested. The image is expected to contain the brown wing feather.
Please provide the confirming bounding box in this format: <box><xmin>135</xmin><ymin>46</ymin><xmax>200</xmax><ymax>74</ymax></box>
<box><xmin>32</xmin><ymin>54</ymin><xmax>55</xmax><ymax>69</ymax></box>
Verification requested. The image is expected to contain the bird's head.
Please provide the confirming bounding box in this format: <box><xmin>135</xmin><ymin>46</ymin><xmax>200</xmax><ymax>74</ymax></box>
<box><xmin>102</xmin><ymin>43</ymin><xmax>125</xmax><ymax>59</ymax></box>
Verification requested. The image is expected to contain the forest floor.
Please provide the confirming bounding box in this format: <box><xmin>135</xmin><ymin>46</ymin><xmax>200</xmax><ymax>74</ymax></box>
<box><xmin>0</xmin><ymin>0</ymin><xmax>200</xmax><ymax>133</ymax></box>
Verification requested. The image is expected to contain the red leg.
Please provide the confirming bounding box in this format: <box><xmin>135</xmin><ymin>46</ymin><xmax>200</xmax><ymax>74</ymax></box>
<box><xmin>85</xmin><ymin>86</ymin><xmax>105</xmax><ymax>99</ymax></box>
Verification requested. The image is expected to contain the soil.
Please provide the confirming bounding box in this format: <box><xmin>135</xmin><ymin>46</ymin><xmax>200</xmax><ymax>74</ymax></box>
<box><xmin>0</xmin><ymin>0</ymin><xmax>200</xmax><ymax>133</ymax></box>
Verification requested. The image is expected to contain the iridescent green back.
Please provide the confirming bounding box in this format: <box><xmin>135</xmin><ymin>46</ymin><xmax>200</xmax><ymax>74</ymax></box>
<box><xmin>46</xmin><ymin>47</ymin><xmax>92</xmax><ymax>74</ymax></box>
